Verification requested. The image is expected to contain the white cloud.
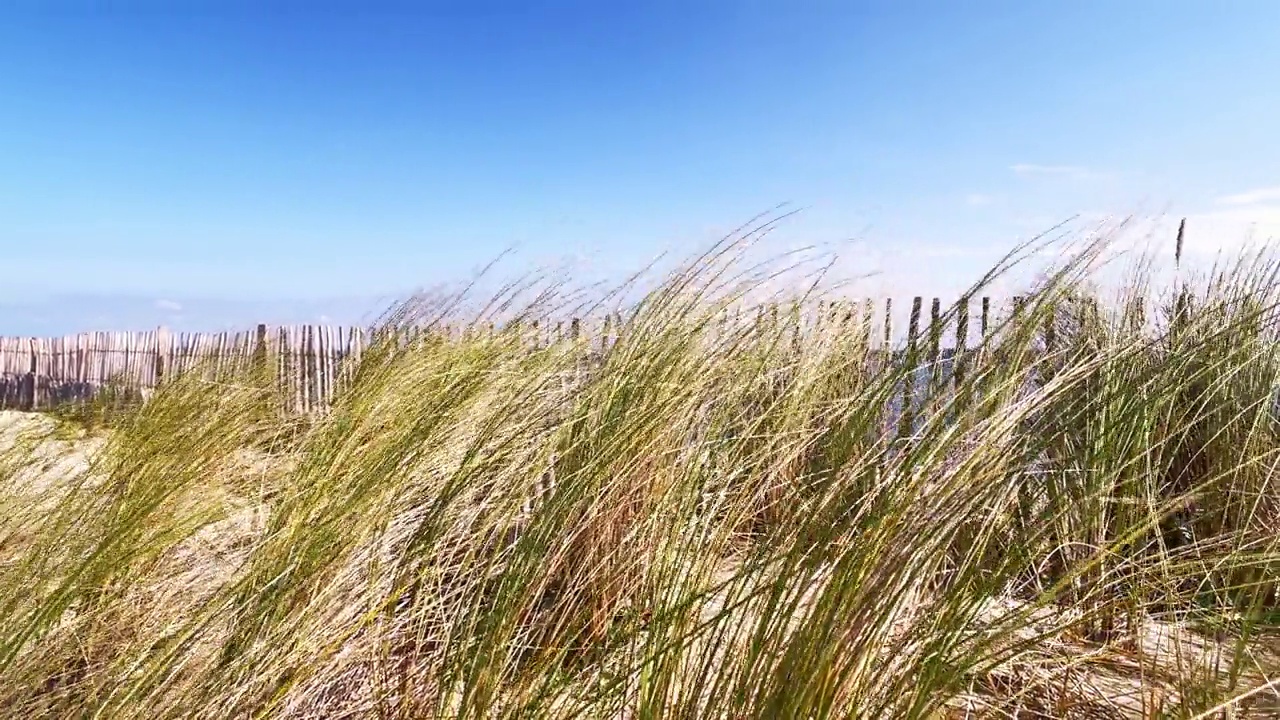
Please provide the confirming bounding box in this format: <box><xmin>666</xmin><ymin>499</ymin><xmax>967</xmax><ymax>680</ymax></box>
<box><xmin>965</xmin><ymin>193</ymin><xmax>997</xmax><ymax>207</ymax></box>
<box><xmin>1010</xmin><ymin>163</ymin><xmax>1095</xmax><ymax>180</ymax></box>
<box><xmin>155</xmin><ymin>299</ymin><xmax>182</xmax><ymax>312</ymax></box>
<box><xmin>1214</xmin><ymin>187</ymin><xmax>1280</xmax><ymax>207</ymax></box>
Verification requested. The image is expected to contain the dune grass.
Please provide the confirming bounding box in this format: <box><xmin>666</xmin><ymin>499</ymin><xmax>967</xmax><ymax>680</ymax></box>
<box><xmin>2</xmin><ymin>226</ymin><xmax>1280</xmax><ymax>718</ymax></box>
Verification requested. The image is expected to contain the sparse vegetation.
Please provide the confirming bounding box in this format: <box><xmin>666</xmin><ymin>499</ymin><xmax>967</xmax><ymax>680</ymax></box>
<box><xmin>2</xmin><ymin>224</ymin><xmax>1279</xmax><ymax>718</ymax></box>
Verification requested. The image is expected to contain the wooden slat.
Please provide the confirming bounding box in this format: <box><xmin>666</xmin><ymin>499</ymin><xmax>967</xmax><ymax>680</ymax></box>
<box><xmin>882</xmin><ymin>298</ymin><xmax>893</xmax><ymax>350</ymax></box>
<box><xmin>898</xmin><ymin>297</ymin><xmax>923</xmax><ymax>442</ymax></box>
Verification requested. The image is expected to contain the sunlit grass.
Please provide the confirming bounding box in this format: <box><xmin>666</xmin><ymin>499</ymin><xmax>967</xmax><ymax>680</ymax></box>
<box><xmin>1</xmin><ymin>223</ymin><xmax>1279</xmax><ymax>718</ymax></box>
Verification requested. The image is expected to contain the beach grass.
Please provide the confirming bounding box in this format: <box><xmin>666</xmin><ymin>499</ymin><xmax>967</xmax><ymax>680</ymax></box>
<box><xmin>1</xmin><ymin>225</ymin><xmax>1279</xmax><ymax>718</ymax></box>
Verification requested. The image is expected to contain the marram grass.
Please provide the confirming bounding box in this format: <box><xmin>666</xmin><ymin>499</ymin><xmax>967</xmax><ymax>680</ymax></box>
<box><xmin>2</xmin><ymin>231</ymin><xmax>1280</xmax><ymax>718</ymax></box>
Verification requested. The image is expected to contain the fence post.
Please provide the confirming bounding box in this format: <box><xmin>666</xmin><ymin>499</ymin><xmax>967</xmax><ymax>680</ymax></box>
<box><xmin>1044</xmin><ymin>304</ymin><xmax>1057</xmax><ymax>355</ymax></box>
<box><xmin>305</xmin><ymin>325</ymin><xmax>316</xmax><ymax>413</ymax></box>
<box><xmin>154</xmin><ymin>326</ymin><xmax>170</xmax><ymax>388</ymax></box>
<box><xmin>1132</xmin><ymin>296</ymin><xmax>1146</xmax><ymax>332</ymax></box>
<box><xmin>861</xmin><ymin>298</ymin><xmax>873</xmax><ymax>349</ymax></box>
<box><xmin>954</xmin><ymin>295</ymin><xmax>969</xmax><ymax>390</ymax></box>
<box><xmin>928</xmin><ymin>298</ymin><xmax>942</xmax><ymax>391</ymax></box>
<box><xmin>882</xmin><ymin>298</ymin><xmax>893</xmax><ymax>350</ymax></box>
<box><xmin>24</xmin><ymin>338</ymin><xmax>37</xmax><ymax>411</ymax></box>
<box><xmin>898</xmin><ymin>297</ymin><xmax>923</xmax><ymax>442</ymax></box>
<box><xmin>253</xmin><ymin>323</ymin><xmax>269</xmax><ymax>383</ymax></box>
<box><xmin>1011</xmin><ymin>296</ymin><xmax>1026</xmax><ymax>350</ymax></box>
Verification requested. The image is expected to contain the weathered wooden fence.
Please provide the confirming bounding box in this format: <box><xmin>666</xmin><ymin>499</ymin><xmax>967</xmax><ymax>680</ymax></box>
<box><xmin>0</xmin><ymin>325</ymin><xmax>372</xmax><ymax>414</ymax></box>
<box><xmin>1</xmin><ymin>296</ymin><xmax>1017</xmax><ymax>414</ymax></box>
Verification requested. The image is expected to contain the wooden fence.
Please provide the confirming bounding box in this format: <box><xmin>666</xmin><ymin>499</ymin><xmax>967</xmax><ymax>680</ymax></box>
<box><xmin>0</xmin><ymin>325</ymin><xmax>370</xmax><ymax>414</ymax></box>
<box><xmin>0</xmin><ymin>296</ymin><xmax>1015</xmax><ymax>414</ymax></box>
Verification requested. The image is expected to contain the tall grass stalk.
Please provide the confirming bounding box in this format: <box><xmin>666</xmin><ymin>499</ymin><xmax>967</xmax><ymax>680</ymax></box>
<box><xmin>1</xmin><ymin>223</ymin><xmax>1279</xmax><ymax>718</ymax></box>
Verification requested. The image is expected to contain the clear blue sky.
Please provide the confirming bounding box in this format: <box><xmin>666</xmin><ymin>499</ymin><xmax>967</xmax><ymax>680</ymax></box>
<box><xmin>3</xmin><ymin>2</ymin><xmax>1279</xmax><ymax>334</ymax></box>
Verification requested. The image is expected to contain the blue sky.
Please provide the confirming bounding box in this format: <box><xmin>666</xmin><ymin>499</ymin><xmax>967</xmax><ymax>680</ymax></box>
<box><xmin>3</xmin><ymin>2</ymin><xmax>1279</xmax><ymax>335</ymax></box>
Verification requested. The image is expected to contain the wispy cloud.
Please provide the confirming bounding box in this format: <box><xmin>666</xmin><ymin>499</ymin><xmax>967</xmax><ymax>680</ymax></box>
<box><xmin>964</xmin><ymin>193</ymin><xmax>997</xmax><ymax>207</ymax></box>
<box><xmin>155</xmin><ymin>299</ymin><xmax>183</xmax><ymax>312</ymax></box>
<box><xmin>1215</xmin><ymin>187</ymin><xmax>1280</xmax><ymax>206</ymax></box>
<box><xmin>1010</xmin><ymin>163</ymin><xmax>1095</xmax><ymax>180</ymax></box>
